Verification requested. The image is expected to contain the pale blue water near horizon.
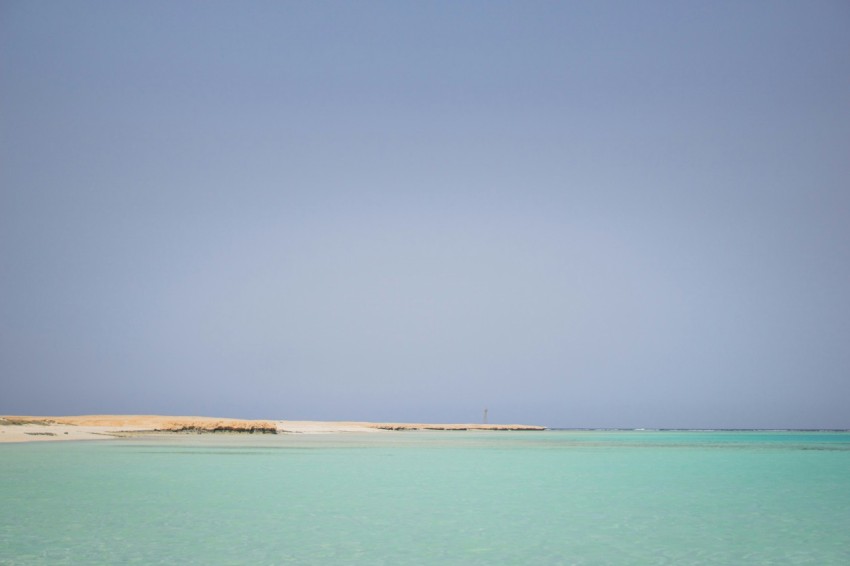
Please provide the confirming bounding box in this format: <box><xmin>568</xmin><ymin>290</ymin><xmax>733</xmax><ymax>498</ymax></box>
<box><xmin>2</xmin><ymin>430</ymin><xmax>849</xmax><ymax>564</ymax></box>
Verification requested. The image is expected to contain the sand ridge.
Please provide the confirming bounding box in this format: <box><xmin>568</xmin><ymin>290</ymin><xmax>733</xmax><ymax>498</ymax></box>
<box><xmin>0</xmin><ymin>415</ymin><xmax>277</xmax><ymax>442</ymax></box>
<box><xmin>277</xmin><ymin>420</ymin><xmax>546</xmax><ymax>433</ymax></box>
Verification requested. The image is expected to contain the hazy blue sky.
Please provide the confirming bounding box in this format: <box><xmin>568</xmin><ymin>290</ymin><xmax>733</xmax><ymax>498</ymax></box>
<box><xmin>2</xmin><ymin>1</ymin><xmax>848</xmax><ymax>428</ymax></box>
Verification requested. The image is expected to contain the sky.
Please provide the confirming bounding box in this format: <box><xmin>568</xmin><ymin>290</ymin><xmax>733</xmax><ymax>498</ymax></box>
<box><xmin>1</xmin><ymin>1</ymin><xmax>849</xmax><ymax>428</ymax></box>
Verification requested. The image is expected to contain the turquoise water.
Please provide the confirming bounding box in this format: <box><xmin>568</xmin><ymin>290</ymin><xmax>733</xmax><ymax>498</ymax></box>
<box><xmin>2</xmin><ymin>430</ymin><xmax>849</xmax><ymax>564</ymax></box>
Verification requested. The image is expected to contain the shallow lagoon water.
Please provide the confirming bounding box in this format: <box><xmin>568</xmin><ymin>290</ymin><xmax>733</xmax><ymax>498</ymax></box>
<box><xmin>2</xmin><ymin>430</ymin><xmax>849</xmax><ymax>564</ymax></box>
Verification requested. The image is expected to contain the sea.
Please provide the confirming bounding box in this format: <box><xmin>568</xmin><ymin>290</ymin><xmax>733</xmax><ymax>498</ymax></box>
<box><xmin>1</xmin><ymin>430</ymin><xmax>849</xmax><ymax>565</ymax></box>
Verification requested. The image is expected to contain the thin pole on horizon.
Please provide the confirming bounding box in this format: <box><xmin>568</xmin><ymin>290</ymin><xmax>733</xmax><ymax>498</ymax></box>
<box><xmin>483</xmin><ymin>408</ymin><xmax>488</xmax><ymax>425</ymax></box>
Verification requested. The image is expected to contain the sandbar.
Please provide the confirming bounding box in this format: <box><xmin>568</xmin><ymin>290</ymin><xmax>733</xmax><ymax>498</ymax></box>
<box><xmin>0</xmin><ymin>415</ymin><xmax>545</xmax><ymax>443</ymax></box>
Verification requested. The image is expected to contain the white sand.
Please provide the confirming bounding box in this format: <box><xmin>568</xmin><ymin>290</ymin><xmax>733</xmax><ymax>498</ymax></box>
<box><xmin>1</xmin><ymin>415</ymin><xmax>545</xmax><ymax>443</ymax></box>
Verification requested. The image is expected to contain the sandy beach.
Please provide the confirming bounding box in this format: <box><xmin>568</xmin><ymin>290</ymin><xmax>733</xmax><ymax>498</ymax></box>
<box><xmin>0</xmin><ymin>415</ymin><xmax>545</xmax><ymax>443</ymax></box>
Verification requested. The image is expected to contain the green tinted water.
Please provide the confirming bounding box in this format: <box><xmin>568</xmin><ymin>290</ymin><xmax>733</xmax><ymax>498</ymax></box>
<box><xmin>2</xmin><ymin>431</ymin><xmax>849</xmax><ymax>564</ymax></box>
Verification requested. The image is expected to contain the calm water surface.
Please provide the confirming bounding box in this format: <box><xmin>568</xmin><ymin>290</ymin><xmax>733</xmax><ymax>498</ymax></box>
<box><xmin>2</xmin><ymin>430</ymin><xmax>849</xmax><ymax>564</ymax></box>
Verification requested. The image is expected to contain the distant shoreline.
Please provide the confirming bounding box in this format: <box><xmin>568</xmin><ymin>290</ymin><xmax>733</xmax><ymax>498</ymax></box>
<box><xmin>0</xmin><ymin>415</ymin><xmax>546</xmax><ymax>443</ymax></box>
